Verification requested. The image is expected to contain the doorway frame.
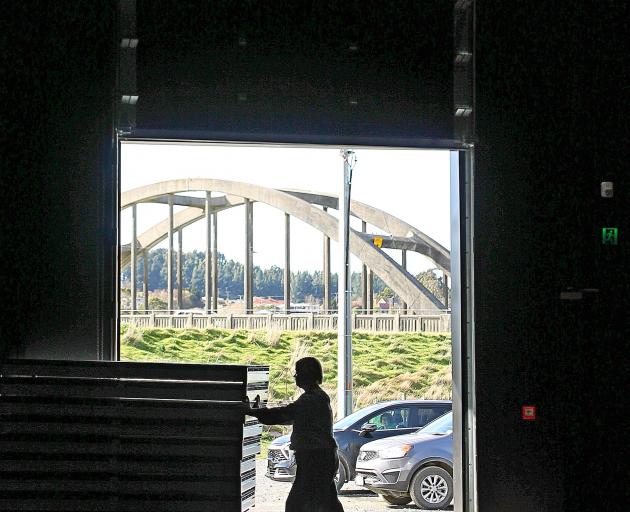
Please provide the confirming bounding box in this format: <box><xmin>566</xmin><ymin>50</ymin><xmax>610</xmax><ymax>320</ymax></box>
<box><xmin>116</xmin><ymin>136</ymin><xmax>477</xmax><ymax>511</ymax></box>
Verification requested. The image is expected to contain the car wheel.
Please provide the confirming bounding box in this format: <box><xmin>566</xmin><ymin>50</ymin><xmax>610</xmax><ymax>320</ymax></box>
<box><xmin>334</xmin><ymin>460</ymin><xmax>346</xmax><ymax>493</ymax></box>
<box><xmin>409</xmin><ymin>467</ymin><xmax>453</xmax><ymax>510</ymax></box>
<box><xmin>381</xmin><ymin>494</ymin><xmax>412</xmax><ymax>505</ymax></box>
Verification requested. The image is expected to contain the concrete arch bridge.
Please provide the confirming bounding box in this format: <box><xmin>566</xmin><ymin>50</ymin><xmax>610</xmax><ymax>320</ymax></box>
<box><xmin>121</xmin><ymin>178</ymin><xmax>450</xmax><ymax>315</ymax></box>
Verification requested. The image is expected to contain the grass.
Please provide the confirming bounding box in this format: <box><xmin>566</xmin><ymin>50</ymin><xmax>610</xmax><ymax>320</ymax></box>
<box><xmin>121</xmin><ymin>324</ymin><xmax>452</xmax><ymax>456</ymax></box>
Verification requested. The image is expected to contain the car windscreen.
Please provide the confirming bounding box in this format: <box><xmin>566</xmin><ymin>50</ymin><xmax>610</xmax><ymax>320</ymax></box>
<box><xmin>414</xmin><ymin>411</ymin><xmax>452</xmax><ymax>435</ymax></box>
<box><xmin>333</xmin><ymin>403</ymin><xmax>390</xmax><ymax>430</ymax></box>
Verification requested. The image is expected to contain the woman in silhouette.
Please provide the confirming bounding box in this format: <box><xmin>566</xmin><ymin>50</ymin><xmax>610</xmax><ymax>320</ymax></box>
<box><xmin>243</xmin><ymin>357</ymin><xmax>344</xmax><ymax>512</ymax></box>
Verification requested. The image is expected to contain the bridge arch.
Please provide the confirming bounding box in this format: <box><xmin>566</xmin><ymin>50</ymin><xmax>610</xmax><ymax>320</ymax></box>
<box><xmin>122</xmin><ymin>179</ymin><xmax>447</xmax><ymax>310</ymax></box>
<box><xmin>122</xmin><ymin>189</ymin><xmax>450</xmax><ymax>276</ymax></box>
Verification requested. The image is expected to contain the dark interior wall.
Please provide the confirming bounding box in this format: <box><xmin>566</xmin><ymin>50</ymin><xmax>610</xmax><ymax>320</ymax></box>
<box><xmin>2</xmin><ymin>1</ymin><xmax>117</xmax><ymax>360</ymax></box>
<box><xmin>475</xmin><ymin>2</ymin><xmax>628</xmax><ymax>510</ymax></box>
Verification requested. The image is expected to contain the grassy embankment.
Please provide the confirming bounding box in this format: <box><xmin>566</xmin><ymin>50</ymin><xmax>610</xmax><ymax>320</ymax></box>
<box><xmin>121</xmin><ymin>325</ymin><xmax>452</xmax><ymax>455</ymax></box>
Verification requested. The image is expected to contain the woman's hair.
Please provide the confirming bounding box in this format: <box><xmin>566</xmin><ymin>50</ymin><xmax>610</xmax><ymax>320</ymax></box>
<box><xmin>295</xmin><ymin>357</ymin><xmax>323</xmax><ymax>385</ymax></box>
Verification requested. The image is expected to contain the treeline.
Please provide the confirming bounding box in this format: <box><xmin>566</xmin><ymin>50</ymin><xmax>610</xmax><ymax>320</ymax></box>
<box><xmin>120</xmin><ymin>249</ymin><xmax>388</xmax><ymax>304</ymax></box>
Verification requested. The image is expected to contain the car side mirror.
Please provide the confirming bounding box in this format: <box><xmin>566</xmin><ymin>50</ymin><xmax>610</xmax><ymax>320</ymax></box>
<box><xmin>359</xmin><ymin>422</ymin><xmax>377</xmax><ymax>437</ymax></box>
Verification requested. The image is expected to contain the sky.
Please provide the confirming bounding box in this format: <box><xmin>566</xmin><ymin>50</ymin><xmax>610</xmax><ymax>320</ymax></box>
<box><xmin>121</xmin><ymin>144</ymin><xmax>451</xmax><ymax>276</ymax></box>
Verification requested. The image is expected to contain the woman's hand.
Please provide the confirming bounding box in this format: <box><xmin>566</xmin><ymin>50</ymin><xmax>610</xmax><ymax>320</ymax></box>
<box><xmin>236</xmin><ymin>397</ymin><xmax>256</xmax><ymax>416</ymax></box>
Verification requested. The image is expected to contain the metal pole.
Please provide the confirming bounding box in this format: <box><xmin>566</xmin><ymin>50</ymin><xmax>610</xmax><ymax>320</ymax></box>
<box><xmin>205</xmin><ymin>192</ymin><xmax>212</xmax><ymax>314</ymax></box>
<box><xmin>177</xmin><ymin>228</ymin><xmax>183</xmax><ymax>310</ymax></box>
<box><xmin>323</xmin><ymin>206</ymin><xmax>331</xmax><ymax>312</ymax></box>
<box><xmin>338</xmin><ymin>149</ymin><xmax>354</xmax><ymax>419</ymax></box>
<box><xmin>244</xmin><ymin>199</ymin><xmax>254</xmax><ymax>313</ymax></box>
<box><xmin>142</xmin><ymin>250</ymin><xmax>148</xmax><ymax>312</ymax></box>
<box><xmin>284</xmin><ymin>213</ymin><xmax>291</xmax><ymax>312</ymax></box>
<box><xmin>361</xmin><ymin>220</ymin><xmax>368</xmax><ymax>312</ymax></box>
<box><xmin>212</xmin><ymin>211</ymin><xmax>218</xmax><ymax>312</ymax></box>
<box><xmin>130</xmin><ymin>203</ymin><xmax>137</xmax><ymax>314</ymax></box>
<box><xmin>167</xmin><ymin>194</ymin><xmax>174</xmax><ymax>313</ymax></box>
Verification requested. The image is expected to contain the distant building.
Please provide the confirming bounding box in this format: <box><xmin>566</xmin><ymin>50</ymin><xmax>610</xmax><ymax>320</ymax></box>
<box><xmin>253</xmin><ymin>297</ymin><xmax>285</xmax><ymax>307</ymax></box>
<box><xmin>290</xmin><ymin>302</ymin><xmax>320</xmax><ymax>312</ymax></box>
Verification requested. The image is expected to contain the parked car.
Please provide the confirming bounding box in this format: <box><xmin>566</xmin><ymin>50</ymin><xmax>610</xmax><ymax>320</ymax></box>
<box><xmin>354</xmin><ymin>411</ymin><xmax>453</xmax><ymax>509</ymax></box>
<box><xmin>266</xmin><ymin>400</ymin><xmax>451</xmax><ymax>492</ymax></box>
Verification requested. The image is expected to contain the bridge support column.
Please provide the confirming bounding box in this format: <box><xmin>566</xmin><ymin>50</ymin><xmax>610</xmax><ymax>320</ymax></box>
<box><xmin>177</xmin><ymin>228</ymin><xmax>183</xmax><ymax>310</ymax></box>
<box><xmin>444</xmin><ymin>273</ymin><xmax>449</xmax><ymax>310</ymax></box>
<box><xmin>323</xmin><ymin>206</ymin><xmax>331</xmax><ymax>312</ymax></box>
<box><xmin>205</xmin><ymin>192</ymin><xmax>212</xmax><ymax>314</ymax></box>
<box><xmin>142</xmin><ymin>250</ymin><xmax>148</xmax><ymax>311</ymax></box>
<box><xmin>284</xmin><ymin>213</ymin><xmax>291</xmax><ymax>312</ymax></box>
<box><xmin>167</xmin><ymin>195</ymin><xmax>174</xmax><ymax>313</ymax></box>
<box><xmin>367</xmin><ymin>269</ymin><xmax>373</xmax><ymax>313</ymax></box>
<box><xmin>361</xmin><ymin>221</ymin><xmax>368</xmax><ymax>312</ymax></box>
<box><xmin>212</xmin><ymin>211</ymin><xmax>218</xmax><ymax>312</ymax></box>
<box><xmin>401</xmin><ymin>249</ymin><xmax>407</xmax><ymax>313</ymax></box>
<box><xmin>130</xmin><ymin>204</ymin><xmax>137</xmax><ymax>313</ymax></box>
<box><xmin>244</xmin><ymin>199</ymin><xmax>253</xmax><ymax>313</ymax></box>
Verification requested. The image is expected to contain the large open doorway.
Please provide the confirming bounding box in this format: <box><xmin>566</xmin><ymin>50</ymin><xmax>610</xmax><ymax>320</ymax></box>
<box><xmin>117</xmin><ymin>140</ymin><xmax>474</xmax><ymax>511</ymax></box>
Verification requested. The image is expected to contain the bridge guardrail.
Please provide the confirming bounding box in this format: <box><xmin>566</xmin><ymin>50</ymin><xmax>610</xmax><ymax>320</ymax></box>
<box><xmin>120</xmin><ymin>312</ymin><xmax>451</xmax><ymax>333</ymax></box>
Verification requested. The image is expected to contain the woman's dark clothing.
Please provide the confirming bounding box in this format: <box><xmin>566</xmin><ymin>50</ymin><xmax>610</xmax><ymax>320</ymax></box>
<box><xmin>254</xmin><ymin>386</ymin><xmax>336</xmax><ymax>451</ymax></box>
<box><xmin>253</xmin><ymin>387</ymin><xmax>344</xmax><ymax>512</ymax></box>
<box><xmin>285</xmin><ymin>449</ymin><xmax>344</xmax><ymax>512</ymax></box>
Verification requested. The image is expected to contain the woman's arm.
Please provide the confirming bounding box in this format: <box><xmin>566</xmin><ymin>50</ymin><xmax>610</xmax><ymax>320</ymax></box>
<box><xmin>246</xmin><ymin>401</ymin><xmax>297</xmax><ymax>425</ymax></box>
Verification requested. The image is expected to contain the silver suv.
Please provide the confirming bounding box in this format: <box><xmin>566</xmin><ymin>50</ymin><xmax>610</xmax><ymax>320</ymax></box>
<box><xmin>354</xmin><ymin>411</ymin><xmax>453</xmax><ymax>509</ymax></box>
<box><xmin>266</xmin><ymin>400</ymin><xmax>452</xmax><ymax>492</ymax></box>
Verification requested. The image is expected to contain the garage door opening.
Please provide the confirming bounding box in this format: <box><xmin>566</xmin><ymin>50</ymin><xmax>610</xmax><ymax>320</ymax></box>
<box><xmin>118</xmin><ymin>141</ymin><xmax>473</xmax><ymax>511</ymax></box>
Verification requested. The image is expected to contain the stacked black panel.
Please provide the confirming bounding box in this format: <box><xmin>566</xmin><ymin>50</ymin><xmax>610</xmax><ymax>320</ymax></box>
<box><xmin>0</xmin><ymin>359</ymin><xmax>269</xmax><ymax>512</ymax></box>
<box><xmin>241</xmin><ymin>365</ymin><xmax>270</xmax><ymax>510</ymax></box>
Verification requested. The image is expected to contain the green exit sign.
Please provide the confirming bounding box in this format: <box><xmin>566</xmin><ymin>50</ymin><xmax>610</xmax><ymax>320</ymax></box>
<box><xmin>602</xmin><ymin>227</ymin><xmax>618</xmax><ymax>245</ymax></box>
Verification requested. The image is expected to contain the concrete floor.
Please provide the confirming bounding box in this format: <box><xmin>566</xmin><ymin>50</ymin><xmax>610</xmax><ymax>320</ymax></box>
<box><xmin>253</xmin><ymin>460</ymin><xmax>454</xmax><ymax>512</ymax></box>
